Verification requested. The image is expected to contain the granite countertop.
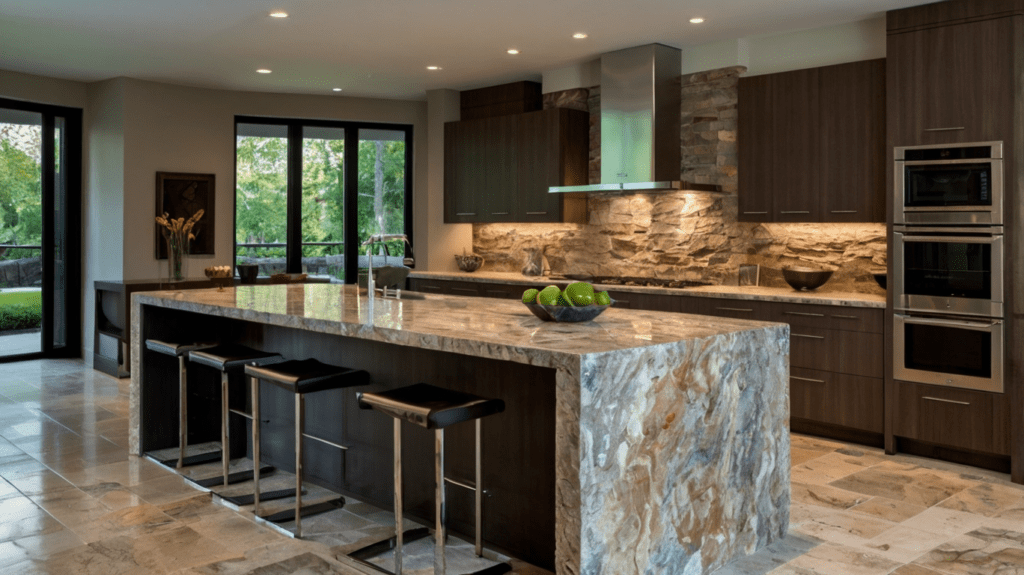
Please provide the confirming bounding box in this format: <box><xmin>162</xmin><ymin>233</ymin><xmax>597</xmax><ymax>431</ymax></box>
<box><xmin>409</xmin><ymin>270</ymin><xmax>885</xmax><ymax>309</ymax></box>
<box><xmin>130</xmin><ymin>283</ymin><xmax>783</xmax><ymax>369</ymax></box>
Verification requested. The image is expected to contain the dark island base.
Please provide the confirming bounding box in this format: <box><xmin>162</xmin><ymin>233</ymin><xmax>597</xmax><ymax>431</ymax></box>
<box><xmin>137</xmin><ymin>305</ymin><xmax>558</xmax><ymax>569</ymax></box>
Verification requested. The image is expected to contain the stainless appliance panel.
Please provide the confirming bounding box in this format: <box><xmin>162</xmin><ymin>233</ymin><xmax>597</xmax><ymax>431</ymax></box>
<box><xmin>894</xmin><ymin>314</ymin><xmax>1004</xmax><ymax>393</ymax></box>
<box><xmin>894</xmin><ymin>232</ymin><xmax>1003</xmax><ymax>318</ymax></box>
<box><xmin>894</xmin><ymin>141</ymin><xmax>1003</xmax><ymax>226</ymax></box>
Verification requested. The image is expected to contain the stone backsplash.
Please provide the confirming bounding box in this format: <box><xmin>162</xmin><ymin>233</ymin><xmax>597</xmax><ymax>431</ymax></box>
<box><xmin>472</xmin><ymin>66</ymin><xmax>887</xmax><ymax>294</ymax></box>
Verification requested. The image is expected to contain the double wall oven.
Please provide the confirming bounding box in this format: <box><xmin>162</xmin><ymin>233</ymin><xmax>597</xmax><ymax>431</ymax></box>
<box><xmin>893</xmin><ymin>141</ymin><xmax>1005</xmax><ymax>393</ymax></box>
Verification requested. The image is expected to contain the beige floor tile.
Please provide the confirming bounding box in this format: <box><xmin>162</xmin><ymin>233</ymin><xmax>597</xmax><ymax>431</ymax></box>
<box><xmin>790</xmin><ymin>506</ymin><xmax>897</xmax><ymax>547</ymax></box>
<box><xmin>60</xmin><ymin>456</ymin><xmax>169</xmax><ymax>488</ymax></box>
<box><xmin>770</xmin><ymin>542</ymin><xmax>902</xmax><ymax>575</ymax></box>
<box><xmin>791</xmin><ymin>451</ymin><xmax>885</xmax><ymax>486</ymax></box>
<box><xmin>891</xmin><ymin>564</ymin><xmax>947</xmax><ymax>575</ymax></box>
<box><xmin>69</xmin><ymin>503</ymin><xmax>177</xmax><ymax>544</ymax></box>
<box><xmin>29</xmin><ymin>486</ymin><xmax>113</xmax><ymax>528</ymax></box>
<box><xmin>5</xmin><ymin>468</ymin><xmax>77</xmax><ymax>496</ymax></box>
<box><xmin>829</xmin><ymin>463</ymin><xmax>978</xmax><ymax>507</ymax></box>
<box><xmin>848</xmin><ymin>496</ymin><xmax>928</xmax><ymax>523</ymax></box>
<box><xmin>187</xmin><ymin>509</ymin><xmax>281</xmax><ymax>552</ymax></box>
<box><xmin>936</xmin><ymin>481</ymin><xmax>1024</xmax><ymax>517</ymax></box>
<box><xmin>898</xmin><ymin>507</ymin><xmax>991</xmax><ymax>539</ymax></box>
<box><xmin>791</xmin><ymin>447</ymin><xmax>830</xmax><ymax>467</ymax></box>
<box><xmin>859</xmin><ymin>525</ymin><xmax>955</xmax><ymax>564</ymax></box>
<box><xmin>912</xmin><ymin>527</ymin><xmax>1024</xmax><ymax>575</ymax></box>
<box><xmin>792</xmin><ymin>482</ymin><xmax>871</xmax><ymax>510</ymax></box>
<box><xmin>128</xmin><ymin>474</ymin><xmax>204</xmax><ymax>506</ymax></box>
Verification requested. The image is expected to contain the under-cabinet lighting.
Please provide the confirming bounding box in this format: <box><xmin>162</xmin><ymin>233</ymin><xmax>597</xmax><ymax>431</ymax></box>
<box><xmin>332</xmin><ymin>88</ymin><xmax>342</xmax><ymax>92</ymax></box>
<box><xmin>427</xmin><ymin>66</ymin><xmax>442</xmax><ymax>70</ymax></box>
<box><xmin>689</xmin><ymin>17</ymin><xmax>705</xmax><ymax>24</ymax></box>
<box><xmin>573</xmin><ymin>33</ymin><xmax>588</xmax><ymax>39</ymax></box>
<box><xmin>507</xmin><ymin>48</ymin><xmax>520</xmax><ymax>55</ymax></box>
<box><xmin>270</xmin><ymin>11</ymin><xmax>288</xmax><ymax>18</ymax></box>
<box><xmin>256</xmin><ymin>69</ymin><xmax>272</xmax><ymax>74</ymax></box>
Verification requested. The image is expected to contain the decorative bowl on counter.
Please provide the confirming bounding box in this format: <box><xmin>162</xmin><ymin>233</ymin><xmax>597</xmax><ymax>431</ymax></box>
<box><xmin>236</xmin><ymin>264</ymin><xmax>258</xmax><ymax>284</ymax></box>
<box><xmin>455</xmin><ymin>253</ymin><xmax>484</xmax><ymax>272</ymax></box>
<box><xmin>524</xmin><ymin>302</ymin><xmax>611</xmax><ymax>323</ymax></box>
<box><xmin>872</xmin><ymin>272</ymin><xmax>887</xmax><ymax>290</ymax></box>
<box><xmin>782</xmin><ymin>266</ymin><xmax>834</xmax><ymax>291</ymax></box>
<box><xmin>204</xmin><ymin>266</ymin><xmax>232</xmax><ymax>279</ymax></box>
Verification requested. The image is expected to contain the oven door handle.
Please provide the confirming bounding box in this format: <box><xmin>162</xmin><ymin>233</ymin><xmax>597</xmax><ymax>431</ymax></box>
<box><xmin>900</xmin><ymin>158</ymin><xmax>998</xmax><ymax>166</ymax></box>
<box><xmin>901</xmin><ymin>316</ymin><xmax>1002</xmax><ymax>331</ymax></box>
<box><xmin>899</xmin><ymin>235</ymin><xmax>1000</xmax><ymax>244</ymax></box>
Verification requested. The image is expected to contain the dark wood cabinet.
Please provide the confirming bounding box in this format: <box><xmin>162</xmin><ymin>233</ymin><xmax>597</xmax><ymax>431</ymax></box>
<box><xmin>738</xmin><ymin>59</ymin><xmax>885</xmax><ymax>223</ymax></box>
<box><xmin>791</xmin><ymin>367</ymin><xmax>884</xmax><ymax>434</ymax></box>
<box><xmin>737</xmin><ymin>75</ymin><xmax>773</xmax><ymax>223</ymax></box>
<box><xmin>772</xmin><ymin>68</ymin><xmax>820</xmax><ymax>223</ymax></box>
<box><xmin>444</xmin><ymin>109</ymin><xmax>588</xmax><ymax>224</ymax></box>
<box><xmin>894</xmin><ymin>381</ymin><xmax>1011</xmax><ymax>456</ymax></box>
<box><xmin>820</xmin><ymin>60</ymin><xmax>887</xmax><ymax>222</ymax></box>
<box><xmin>887</xmin><ymin>17</ymin><xmax>1015</xmax><ymax>147</ymax></box>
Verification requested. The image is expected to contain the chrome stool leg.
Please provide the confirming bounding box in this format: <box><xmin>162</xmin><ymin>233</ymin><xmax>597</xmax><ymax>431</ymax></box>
<box><xmin>475</xmin><ymin>418</ymin><xmax>482</xmax><ymax>557</ymax></box>
<box><xmin>252</xmin><ymin>374</ymin><xmax>262</xmax><ymax>515</ymax></box>
<box><xmin>221</xmin><ymin>371</ymin><xmax>230</xmax><ymax>486</ymax></box>
<box><xmin>394</xmin><ymin>418</ymin><xmax>403</xmax><ymax>575</ymax></box>
<box><xmin>435</xmin><ymin>427</ymin><xmax>446</xmax><ymax>575</ymax></box>
<box><xmin>295</xmin><ymin>392</ymin><xmax>305</xmax><ymax>538</ymax></box>
<box><xmin>178</xmin><ymin>355</ymin><xmax>188</xmax><ymax>469</ymax></box>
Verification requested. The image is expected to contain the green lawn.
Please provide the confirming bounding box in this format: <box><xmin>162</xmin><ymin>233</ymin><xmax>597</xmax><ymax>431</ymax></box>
<box><xmin>0</xmin><ymin>291</ymin><xmax>41</xmax><ymax>307</ymax></box>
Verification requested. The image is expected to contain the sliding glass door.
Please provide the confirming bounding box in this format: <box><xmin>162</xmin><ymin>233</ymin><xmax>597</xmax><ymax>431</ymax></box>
<box><xmin>0</xmin><ymin>98</ymin><xmax>81</xmax><ymax>362</ymax></box>
<box><xmin>235</xmin><ymin>118</ymin><xmax>412</xmax><ymax>284</ymax></box>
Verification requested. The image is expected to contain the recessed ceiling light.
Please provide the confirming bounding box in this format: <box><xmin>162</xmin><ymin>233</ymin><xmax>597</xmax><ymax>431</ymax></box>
<box><xmin>270</xmin><ymin>11</ymin><xmax>288</xmax><ymax>18</ymax></box>
<box><xmin>573</xmin><ymin>33</ymin><xmax>588</xmax><ymax>39</ymax></box>
<box><xmin>256</xmin><ymin>69</ymin><xmax>272</xmax><ymax>74</ymax></box>
<box><xmin>427</xmin><ymin>66</ymin><xmax>441</xmax><ymax>70</ymax></box>
<box><xmin>689</xmin><ymin>17</ymin><xmax>705</xmax><ymax>24</ymax></box>
<box><xmin>507</xmin><ymin>48</ymin><xmax>520</xmax><ymax>55</ymax></box>
<box><xmin>332</xmin><ymin>88</ymin><xmax>342</xmax><ymax>92</ymax></box>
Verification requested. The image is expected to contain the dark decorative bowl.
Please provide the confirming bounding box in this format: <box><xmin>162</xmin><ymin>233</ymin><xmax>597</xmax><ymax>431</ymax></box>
<box><xmin>782</xmin><ymin>266</ymin><xmax>834</xmax><ymax>291</ymax></box>
<box><xmin>524</xmin><ymin>303</ymin><xmax>611</xmax><ymax>322</ymax></box>
<box><xmin>236</xmin><ymin>264</ymin><xmax>258</xmax><ymax>285</ymax></box>
<box><xmin>872</xmin><ymin>272</ymin><xmax>887</xmax><ymax>290</ymax></box>
<box><xmin>455</xmin><ymin>254</ymin><xmax>484</xmax><ymax>272</ymax></box>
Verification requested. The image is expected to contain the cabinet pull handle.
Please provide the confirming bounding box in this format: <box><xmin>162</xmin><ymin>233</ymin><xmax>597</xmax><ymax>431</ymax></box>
<box><xmin>791</xmin><ymin>376</ymin><xmax>826</xmax><ymax>383</ymax></box>
<box><xmin>831</xmin><ymin>315</ymin><xmax>858</xmax><ymax>319</ymax></box>
<box><xmin>486</xmin><ymin>290</ymin><xmax>507</xmax><ymax>296</ymax></box>
<box><xmin>784</xmin><ymin>311</ymin><xmax>825</xmax><ymax>317</ymax></box>
<box><xmin>491</xmin><ymin>212</ymin><xmax>509</xmax><ymax>215</ymax></box>
<box><xmin>526</xmin><ymin>211</ymin><xmax>548</xmax><ymax>215</ymax></box>
<box><xmin>455</xmin><ymin>212</ymin><xmax>476</xmax><ymax>216</ymax></box>
<box><xmin>451</xmin><ymin>288</ymin><xmax>477</xmax><ymax>294</ymax></box>
<box><xmin>924</xmin><ymin>127</ymin><xmax>965</xmax><ymax>132</ymax></box>
<box><xmin>716</xmin><ymin>307</ymin><xmax>753</xmax><ymax>313</ymax></box>
<box><xmin>830</xmin><ymin>210</ymin><xmax>857</xmax><ymax>214</ymax></box>
<box><xmin>742</xmin><ymin>211</ymin><xmax>768</xmax><ymax>215</ymax></box>
<box><xmin>792</xmin><ymin>333</ymin><xmax>825</xmax><ymax>339</ymax></box>
<box><xmin>780</xmin><ymin>211</ymin><xmax>811</xmax><ymax>214</ymax></box>
<box><xmin>423</xmin><ymin>285</ymin><xmax>443</xmax><ymax>292</ymax></box>
<box><xmin>923</xmin><ymin>396</ymin><xmax>970</xmax><ymax>406</ymax></box>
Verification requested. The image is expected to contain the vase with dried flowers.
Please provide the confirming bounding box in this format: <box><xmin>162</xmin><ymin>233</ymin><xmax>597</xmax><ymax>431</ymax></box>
<box><xmin>156</xmin><ymin>210</ymin><xmax>204</xmax><ymax>281</ymax></box>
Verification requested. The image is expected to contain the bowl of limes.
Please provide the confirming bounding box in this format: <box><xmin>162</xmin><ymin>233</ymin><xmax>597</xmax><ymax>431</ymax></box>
<box><xmin>522</xmin><ymin>282</ymin><xmax>613</xmax><ymax>322</ymax></box>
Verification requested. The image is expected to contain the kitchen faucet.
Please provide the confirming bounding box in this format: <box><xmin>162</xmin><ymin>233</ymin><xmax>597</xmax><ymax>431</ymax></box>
<box><xmin>361</xmin><ymin>232</ymin><xmax>410</xmax><ymax>297</ymax></box>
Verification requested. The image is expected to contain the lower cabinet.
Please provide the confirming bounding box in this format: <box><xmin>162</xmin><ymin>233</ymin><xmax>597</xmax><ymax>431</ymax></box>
<box><xmin>893</xmin><ymin>380</ymin><xmax>1011</xmax><ymax>456</ymax></box>
<box><xmin>791</xmin><ymin>367</ymin><xmax>883</xmax><ymax>434</ymax></box>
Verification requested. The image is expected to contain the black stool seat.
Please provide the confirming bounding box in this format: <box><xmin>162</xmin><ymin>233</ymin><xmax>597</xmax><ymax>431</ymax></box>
<box><xmin>245</xmin><ymin>359</ymin><xmax>369</xmax><ymax>394</ymax></box>
<box><xmin>145</xmin><ymin>339</ymin><xmax>215</xmax><ymax>357</ymax></box>
<box><xmin>357</xmin><ymin>383</ymin><xmax>506</xmax><ymax>429</ymax></box>
<box><xmin>189</xmin><ymin>344</ymin><xmax>282</xmax><ymax>373</ymax></box>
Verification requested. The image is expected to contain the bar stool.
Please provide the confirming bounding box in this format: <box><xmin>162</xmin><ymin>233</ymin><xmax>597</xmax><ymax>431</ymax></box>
<box><xmin>186</xmin><ymin>344</ymin><xmax>284</xmax><ymax>489</ymax></box>
<box><xmin>144</xmin><ymin>339</ymin><xmax>216</xmax><ymax>469</ymax></box>
<box><xmin>352</xmin><ymin>383</ymin><xmax>509</xmax><ymax>575</ymax></box>
<box><xmin>245</xmin><ymin>358</ymin><xmax>370</xmax><ymax>538</ymax></box>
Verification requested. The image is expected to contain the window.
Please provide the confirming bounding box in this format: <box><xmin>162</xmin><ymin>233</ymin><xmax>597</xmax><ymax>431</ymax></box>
<box><xmin>234</xmin><ymin>117</ymin><xmax>412</xmax><ymax>283</ymax></box>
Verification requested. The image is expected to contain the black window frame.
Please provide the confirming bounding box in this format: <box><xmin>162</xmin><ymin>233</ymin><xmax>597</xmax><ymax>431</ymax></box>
<box><xmin>0</xmin><ymin>96</ymin><xmax>83</xmax><ymax>363</ymax></box>
<box><xmin>234</xmin><ymin>116</ymin><xmax>414</xmax><ymax>284</ymax></box>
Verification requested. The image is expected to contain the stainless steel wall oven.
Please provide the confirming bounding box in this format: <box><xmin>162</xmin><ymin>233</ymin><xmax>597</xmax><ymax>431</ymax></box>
<box><xmin>894</xmin><ymin>314</ymin><xmax>1004</xmax><ymax>393</ymax></box>
<box><xmin>894</xmin><ymin>141</ymin><xmax>1003</xmax><ymax>226</ymax></box>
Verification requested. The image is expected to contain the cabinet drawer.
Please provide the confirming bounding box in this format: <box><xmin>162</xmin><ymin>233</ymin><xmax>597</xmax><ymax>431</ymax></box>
<box><xmin>790</xmin><ymin>367</ymin><xmax>883</xmax><ymax>433</ymax></box>
<box><xmin>477</xmin><ymin>283</ymin><xmax>519</xmax><ymax>300</ymax></box>
<box><xmin>773</xmin><ymin>303</ymin><xmax>883</xmax><ymax>333</ymax></box>
<box><xmin>894</xmin><ymin>381</ymin><xmax>1010</xmax><ymax>456</ymax></box>
<box><xmin>789</xmin><ymin>327</ymin><xmax>883</xmax><ymax>378</ymax></box>
<box><xmin>448</xmin><ymin>285</ymin><xmax>481</xmax><ymax>298</ymax></box>
<box><xmin>409</xmin><ymin>280</ymin><xmax>445</xmax><ymax>294</ymax></box>
<box><xmin>698</xmin><ymin>298</ymin><xmax>772</xmax><ymax>321</ymax></box>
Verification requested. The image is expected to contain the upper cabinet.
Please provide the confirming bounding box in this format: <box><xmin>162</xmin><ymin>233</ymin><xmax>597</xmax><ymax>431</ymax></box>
<box><xmin>887</xmin><ymin>6</ymin><xmax>1017</xmax><ymax>147</ymax></box>
<box><xmin>444</xmin><ymin>108</ymin><xmax>588</xmax><ymax>224</ymax></box>
<box><xmin>738</xmin><ymin>59</ymin><xmax>886</xmax><ymax>223</ymax></box>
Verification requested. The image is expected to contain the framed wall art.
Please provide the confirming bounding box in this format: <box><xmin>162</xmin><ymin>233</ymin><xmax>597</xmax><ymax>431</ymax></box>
<box><xmin>154</xmin><ymin>172</ymin><xmax>215</xmax><ymax>258</ymax></box>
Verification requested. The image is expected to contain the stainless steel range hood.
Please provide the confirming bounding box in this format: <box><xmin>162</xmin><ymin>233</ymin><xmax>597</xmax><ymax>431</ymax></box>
<box><xmin>551</xmin><ymin>43</ymin><xmax>699</xmax><ymax>194</ymax></box>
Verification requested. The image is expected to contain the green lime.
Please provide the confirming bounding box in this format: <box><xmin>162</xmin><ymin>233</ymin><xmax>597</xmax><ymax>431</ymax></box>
<box><xmin>537</xmin><ymin>285</ymin><xmax>561</xmax><ymax>305</ymax></box>
<box><xmin>522</xmin><ymin>288</ymin><xmax>539</xmax><ymax>304</ymax></box>
<box><xmin>595</xmin><ymin>291</ymin><xmax>612</xmax><ymax>306</ymax></box>
<box><xmin>556</xmin><ymin>292</ymin><xmax>575</xmax><ymax>306</ymax></box>
<box><xmin>565</xmin><ymin>281</ymin><xmax>595</xmax><ymax>305</ymax></box>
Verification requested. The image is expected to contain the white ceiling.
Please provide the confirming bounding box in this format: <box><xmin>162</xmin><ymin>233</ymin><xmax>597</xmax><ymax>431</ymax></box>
<box><xmin>0</xmin><ymin>0</ymin><xmax>932</xmax><ymax>101</ymax></box>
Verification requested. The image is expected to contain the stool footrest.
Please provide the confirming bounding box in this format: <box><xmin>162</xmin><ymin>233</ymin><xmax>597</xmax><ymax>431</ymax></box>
<box><xmin>219</xmin><ymin>487</ymin><xmax>305</xmax><ymax>507</ymax></box>
<box><xmin>153</xmin><ymin>450</ymin><xmax>222</xmax><ymax>468</ymax></box>
<box><xmin>469</xmin><ymin>564</ymin><xmax>513</xmax><ymax>575</ymax></box>
<box><xmin>259</xmin><ymin>497</ymin><xmax>345</xmax><ymax>524</ymax></box>
<box><xmin>228</xmin><ymin>408</ymin><xmax>253</xmax><ymax>420</ymax></box>
<box><xmin>186</xmin><ymin>465</ymin><xmax>275</xmax><ymax>489</ymax></box>
<box><xmin>348</xmin><ymin>527</ymin><xmax>431</xmax><ymax>561</ymax></box>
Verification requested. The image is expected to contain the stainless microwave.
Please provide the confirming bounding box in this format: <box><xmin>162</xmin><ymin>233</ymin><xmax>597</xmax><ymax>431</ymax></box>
<box><xmin>894</xmin><ymin>141</ymin><xmax>1003</xmax><ymax>226</ymax></box>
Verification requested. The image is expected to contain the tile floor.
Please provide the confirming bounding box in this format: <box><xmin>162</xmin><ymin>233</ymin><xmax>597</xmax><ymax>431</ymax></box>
<box><xmin>0</xmin><ymin>359</ymin><xmax>1021</xmax><ymax>574</ymax></box>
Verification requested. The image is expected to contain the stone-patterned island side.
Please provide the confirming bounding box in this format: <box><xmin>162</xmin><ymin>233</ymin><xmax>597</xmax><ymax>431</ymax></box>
<box><xmin>129</xmin><ymin>284</ymin><xmax>790</xmax><ymax>575</ymax></box>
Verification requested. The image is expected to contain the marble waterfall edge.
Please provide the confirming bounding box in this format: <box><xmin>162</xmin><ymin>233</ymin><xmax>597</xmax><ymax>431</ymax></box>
<box><xmin>577</xmin><ymin>329</ymin><xmax>790</xmax><ymax>575</ymax></box>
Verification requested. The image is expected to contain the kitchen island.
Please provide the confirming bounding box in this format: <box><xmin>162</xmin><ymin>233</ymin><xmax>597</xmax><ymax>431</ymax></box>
<box><xmin>129</xmin><ymin>284</ymin><xmax>790</xmax><ymax>575</ymax></box>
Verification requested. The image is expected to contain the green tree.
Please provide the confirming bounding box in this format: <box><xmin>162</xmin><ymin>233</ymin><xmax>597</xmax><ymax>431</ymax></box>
<box><xmin>0</xmin><ymin>139</ymin><xmax>42</xmax><ymax>259</ymax></box>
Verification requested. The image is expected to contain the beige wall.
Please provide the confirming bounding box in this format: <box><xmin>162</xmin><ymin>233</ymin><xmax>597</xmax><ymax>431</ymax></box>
<box><xmin>424</xmin><ymin>89</ymin><xmax>470</xmax><ymax>272</ymax></box>
<box><xmin>0</xmin><ymin>69</ymin><xmax>88</xmax><ymax>109</ymax></box>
